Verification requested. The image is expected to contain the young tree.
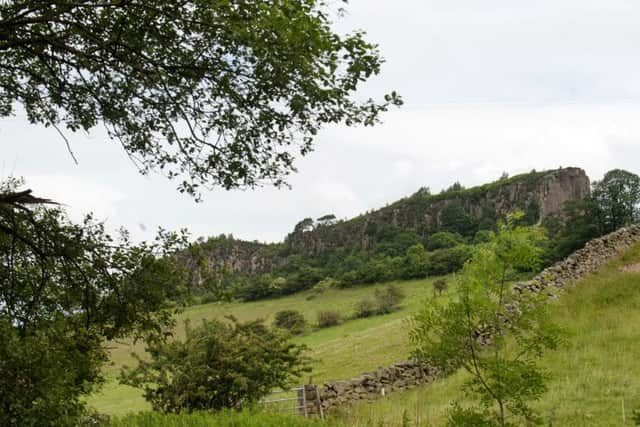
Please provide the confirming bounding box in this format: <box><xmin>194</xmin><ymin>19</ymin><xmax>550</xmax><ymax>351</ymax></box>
<box><xmin>121</xmin><ymin>317</ymin><xmax>310</xmax><ymax>412</ymax></box>
<box><xmin>411</xmin><ymin>213</ymin><xmax>564</xmax><ymax>426</ymax></box>
<box><xmin>0</xmin><ymin>0</ymin><xmax>401</xmax><ymax>196</ymax></box>
<box><xmin>0</xmin><ymin>178</ymin><xmax>190</xmax><ymax>426</ymax></box>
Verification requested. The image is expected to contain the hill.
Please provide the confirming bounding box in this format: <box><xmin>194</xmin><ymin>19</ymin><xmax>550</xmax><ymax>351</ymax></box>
<box><xmin>186</xmin><ymin>167</ymin><xmax>589</xmax><ymax>299</ymax></box>
<box><xmin>332</xmin><ymin>236</ymin><xmax>640</xmax><ymax>426</ymax></box>
<box><xmin>100</xmin><ymin>227</ymin><xmax>640</xmax><ymax>426</ymax></box>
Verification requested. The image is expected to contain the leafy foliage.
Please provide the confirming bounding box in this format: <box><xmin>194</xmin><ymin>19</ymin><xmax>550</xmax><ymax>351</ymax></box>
<box><xmin>373</xmin><ymin>285</ymin><xmax>406</xmax><ymax>314</ymax></box>
<box><xmin>0</xmin><ymin>178</ymin><xmax>189</xmax><ymax>427</ymax></box>
<box><xmin>354</xmin><ymin>285</ymin><xmax>405</xmax><ymax>318</ymax></box>
<box><xmin>353</xmin><ymin>297</ymin><xmax>378</xmax><ymax>318</ymax></box>
<box><xmin>0</xmin><ymin>0</ymin><xmax>400</xmax><ymax>196</ymax></box>
<box><xmin>272</xmin><ymin>309</ymin><xmax>307</xmax><ymax>335</ymax></box>
<box><xmin>544</xmin><ymin>169</ymin><xmax>640</xmax><ymax>263</ymax></box>
<box><xmin>121</xmin><ymin>317</ymin><xmax>310</xmax><ymax>412</ymax></box>
<box><xmin>433</xmin><ymin>278</ymin><xmax>448</xmax><ymax>296</ymax></box>
<box><xmin>411</xmin><ymin>213</ymin><xmax>564</xmax><ymax>426</ymax></box>
<box><xmin>591</xmin><ymin>169</ymin><xmax>640</xmax><ymax>233</ymax></box>
<box><xmin>316</xmin><ymin>309</ymin><xmax>342</xmax><ymax>328</ymax></box>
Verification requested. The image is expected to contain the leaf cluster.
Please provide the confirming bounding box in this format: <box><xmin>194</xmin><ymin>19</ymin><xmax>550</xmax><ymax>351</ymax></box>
<box><xmin>121</xmin><ymin>317</ymin><xmax>310</xmax><ymax>412</ymax></box>
<box><xmin>0</xmin><ymin>0</ymin><xmax>401</xmax><ymax>196</ymax></box>
<box><xmin>411</xmin><ymin>213</ymin><xmax>565</xmax><ymax>426</ymax></box>
<box><xmin>0</xmin><ymin>178</ymin><xmax>190</xmax><ymax>426</ymax></box>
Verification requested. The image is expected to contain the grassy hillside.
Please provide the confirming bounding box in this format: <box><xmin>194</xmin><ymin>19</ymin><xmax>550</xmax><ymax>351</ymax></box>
<box><xmin>88</xmin><ymin>276</ymin><xmax>450</xmax><ymax>415</ymax></box>
<box><xmin>328</xmin><ymin>242</ymin><xmax>640</xmax><ymax>426</ymax></box>
<box><xmin>94</xmin><ymin>242</ymin><xmax>640</xmax><ymax>425</ymax></box>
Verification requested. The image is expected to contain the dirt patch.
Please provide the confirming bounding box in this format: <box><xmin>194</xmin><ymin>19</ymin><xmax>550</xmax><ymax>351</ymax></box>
<box><xmin>619</xmin><ymin>262</ymin><xmax>640</xmax><ymax>273</ymax></box>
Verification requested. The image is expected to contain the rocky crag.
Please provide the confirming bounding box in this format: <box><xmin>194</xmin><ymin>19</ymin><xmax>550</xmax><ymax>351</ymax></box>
<box><xmin>196</xmin><ymin>167</ymin><xmax>590</xmax><ymax>276</ymax></box>
<box><xmin>305</xmin><ymin>223</ymin><xmax>640</xmax><ymax>412</ymax></box>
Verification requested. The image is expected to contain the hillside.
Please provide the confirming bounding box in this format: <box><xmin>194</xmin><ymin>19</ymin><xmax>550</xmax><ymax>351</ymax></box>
<box><xmin>88</xmin><ymin>275</ymin><xmax>449</xmax><ymax>415</ymax></box>
<box><xmin>332</xmin><ymin>239</ymin><xmax>640</xmax><ymax>426</ymax></box>
<box><xmin>97</xmin><ymin>230</ymin><xmax>640</xmax><ymax>426</ymax></box>
<box><xmin>186</xmin><ymin>167</ymin><xmax>589</xmax><ymax>299</ymax></box>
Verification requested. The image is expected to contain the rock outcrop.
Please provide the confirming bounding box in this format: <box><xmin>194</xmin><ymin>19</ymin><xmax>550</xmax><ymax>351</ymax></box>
<box><xmin>195</xmin><ymin>167</ymin><xmax>590</xmax><ymax>276</ymax></box>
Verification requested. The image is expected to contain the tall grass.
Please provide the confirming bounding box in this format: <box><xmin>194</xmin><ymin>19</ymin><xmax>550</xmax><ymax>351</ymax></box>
<box><xmin>107</xmin><ymin>409</ymin><xmax>338</xmax><ymax>427</ymax></box>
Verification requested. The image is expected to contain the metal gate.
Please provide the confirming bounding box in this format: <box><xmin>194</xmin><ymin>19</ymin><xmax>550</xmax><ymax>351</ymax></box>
<box><xmin>261</xmin><ymin>385</ymin><xmax>324</xmax><ymax>419</ymax></box>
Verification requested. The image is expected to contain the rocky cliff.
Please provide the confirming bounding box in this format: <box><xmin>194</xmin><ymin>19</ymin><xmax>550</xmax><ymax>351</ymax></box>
<box><xmin>285</xmin><ymin>167</ymin><xmax>590</xmax><ymax>256</ymax></box>
<box><xmin>195</xmin><ymin>167</ymin><xmax>590</xmax><ymax>276</ymax></box>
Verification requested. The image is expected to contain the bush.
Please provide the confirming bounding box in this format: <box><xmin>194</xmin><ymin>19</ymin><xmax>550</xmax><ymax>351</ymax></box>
<box><xmin>316</xmin><ymin>310</ymin><xmax>342</xmax><ymax>328</ymax></box>
<box><xmin>426</xmin><ymin>231</ymin><xmax>465</xmax><ymax>251</ymax></box>
<box><xmin>199</xmin><ymin>292</ymin><xmax>219</xmax><ymax>305</ymax></box>
<box><xmin>121</xmin><ymin>318</ymin><xmax>309</xmax><ymax>413</ymax></box>
<box><xmin>433</xmin><ymin>278</ymin><xmax>448</xmax><ymax>296</ymax></box>
<box><xmin>427</xmin><ymin>245</ymin><xmax>472</xmax><ymax>275</ymax></box>
<box><xmin>374</xmin><ymin>285</ymin><xmax>405</xmax><ymax>314</ymax></box>
<box><xmin>354</xmin><ymin>285</ymin><xmax>406</xmax><ymax>318</ymax></box>
<box><xmin>306</xmin><ymin>277</ymin><xmax>340</xmax><ymax>300</ymax></box>
<box><xmin>272</xmin><ymin>310</ymin><xmax>307</xmax><ymax>335</ymax></box>
<box><xmin>354</xmin><ymin>298</ymin><xmax>377</xmax><ymax>318</ymax></box>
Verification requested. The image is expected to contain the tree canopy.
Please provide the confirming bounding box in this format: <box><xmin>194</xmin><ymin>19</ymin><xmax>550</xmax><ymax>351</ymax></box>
<box><xmin>0</xmin><ymin>0</ymin><xmax>401</xmax><ymax>196</ymax></box>
<box><xmin>0</xmin><ymin>178</ymin><xmax>190</xmax><ymax>426</ymax></box>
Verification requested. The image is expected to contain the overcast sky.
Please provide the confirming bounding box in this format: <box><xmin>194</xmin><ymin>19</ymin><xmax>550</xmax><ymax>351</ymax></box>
<box><xmin>3</xmin><ymin>0</ymin><xmax>640</xmax><ymax>243</ymax></box>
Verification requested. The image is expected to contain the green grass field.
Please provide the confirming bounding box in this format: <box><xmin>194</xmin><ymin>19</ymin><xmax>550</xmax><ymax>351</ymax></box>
<box><xmin>89</xmin><ymin>276</ymin><xmax>448</xmax><ymax>416</ymax></box>
<box><xmin>95</xmin><ymin>243</ymin><xmax>640</xmax><ymax>426</ymax></box>
<box><xmin>329</xmin><ymin>242</ymin><xmax>640</xmax><ymax>426</ymax></box>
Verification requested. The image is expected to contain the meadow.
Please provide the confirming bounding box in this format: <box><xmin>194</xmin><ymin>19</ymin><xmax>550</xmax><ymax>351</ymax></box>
<box><xmin>328</xmin><ymin>243</ymin><xmax>640</xmax><ymax>426</ymax></box>
<box><xmin>89</xmin><ymin>276</ymin><xmax>448</xmax><ymax>415</ymax></box>
<box><xmin>97</xmin><ymin>243</ymin><xmax>640</xmax><ymax>426</ymax></box>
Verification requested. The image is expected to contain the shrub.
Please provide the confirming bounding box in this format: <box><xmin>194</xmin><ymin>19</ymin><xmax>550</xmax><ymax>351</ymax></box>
<box><xmin>121</xmin><ymin>318</ymin><xmax>309</xmax><ymax>412</ymax></box>
<box><xmin>316</xmin><ymin>310</ymin><xmax>342</xmax><ymax>328</ymax></box>
<box><xmin>307</xmin><ymin>277</ymin><xmax>340</xmax><ymax>300</ymax></box>
<box><xmin>433</xmin><ymin>278</ymin><xmax>448</xmax><ymax>296</ymax></box>
<box><xmin>427</xmin><ymin>245</ymin><xmax>472</xmax><ymax>275</ymax></box>
<box><xmin>200</xmin><ymin>292</ymin><xmax>219</xmax><ymax>305</ymax></box>
<box><xmin>426</xmin><ymin>231</ymin><xmax>465</xmax><ymax>251</ymax></box>
<box><xmin>354</xmin><ymin>298</ymin><xmax>377</xmax><ymax>318</ymax></box>
<box><xmin>272</xmin><ymin>310</ymin><xmax>307</xmax><ymax>335</ymax></box>
<box><xmin>374</xmin><ymin>285</ymin><xmax>405</xmax><ymax>314</ymax></box>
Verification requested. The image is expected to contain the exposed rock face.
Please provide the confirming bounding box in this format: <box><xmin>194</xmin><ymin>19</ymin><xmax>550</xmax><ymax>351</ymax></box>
<box><xmin>536</xmin><ymin>167</ymin><xmax>590</xmax><ymax>219</ymax></box>
<box><xmin>195</xmin><ymin>167</ymin><xmax>590</xmax><ymax>276</ymax></box>
<box><xmin>287</xmin><ymin>167</ymin><xmax>590</xmax><ymax>255</ymax></box>
<box><xmin>311</xmin><ymin>223</ymin><xmax>640</xmax><ymax>412</ymax></box>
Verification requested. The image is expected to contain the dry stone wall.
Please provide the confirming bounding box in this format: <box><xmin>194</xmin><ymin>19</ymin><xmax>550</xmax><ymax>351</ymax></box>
<box><xmin>311</xmin><ymin>224</ymin><xmax>640</xmax><ymax>412</ymax></box>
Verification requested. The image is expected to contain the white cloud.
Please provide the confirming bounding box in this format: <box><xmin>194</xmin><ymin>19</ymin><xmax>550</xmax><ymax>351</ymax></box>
<box><xmin>3</xmin><ymin>1</ymin><xmax>640</xmax><ymax>242</ymax></box>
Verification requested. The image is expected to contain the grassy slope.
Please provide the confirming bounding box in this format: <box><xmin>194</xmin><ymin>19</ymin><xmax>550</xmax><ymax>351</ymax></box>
<box><xmin>89</xmin><ymin>276</ymin><xmax>448</xmax><ymax>415</ymax></box>
<box><xmin>94</xmin><ymin>242</ymin><xmax>640</xmax><ymax>425</ymax></box>
<box><xmin>330</xmin><ymin>242</ymin><xmax>640</xmax><ymax>426</ymax></box>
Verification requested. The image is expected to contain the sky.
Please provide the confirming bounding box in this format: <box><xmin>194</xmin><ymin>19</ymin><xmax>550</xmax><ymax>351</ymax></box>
<box><xmin>3</xmin><ymin>0</ymin><xmax>640</xmax><ymax>243</ymax></box>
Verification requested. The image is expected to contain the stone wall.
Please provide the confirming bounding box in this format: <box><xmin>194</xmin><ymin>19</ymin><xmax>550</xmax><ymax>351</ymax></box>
<box><xmin>310</xmin><ymin>224</ymin><xmax>640</xmax><ymax>412</ymax></box>
<box><xmin>514</xmin><ymin>223</ymin><xmax>640</xmax><ymax>295</ymax></box>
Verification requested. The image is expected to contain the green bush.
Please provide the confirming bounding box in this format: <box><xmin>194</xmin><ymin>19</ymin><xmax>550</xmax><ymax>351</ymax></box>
<box><xmin>426</xmin><ymin>231</ymin><xmax>465</xmax><ymax>251</ymax></box>
<box><xmin>433</xmin><ymin>278</ymin><xmax>448</xmax><ymax>296</ymax></box>
<box><xmin>316</xmin><ymin>310</ymin><xmax>342</xmax><ymax>328</ymax></box>
<box><xmin>374</xmin><ymin>285</ymin><xmax>405</xmax><ymax>314</ymax></box>
<box><xmin>121</xmin><ymin>318</ymin><xmax>309</xmax><ymax>413</ymax></box>
<box><xmin>200</xmin><ymin>292</ymin><xmax>219</xmax><ymax>304</ymax></box>
<box><xmin>427</xmin><ymin>245</ymin><xmax>472</xmax><ymax>275</ymax></box>
<box><xmin>354</xmin><ymin>285</ymin><xmax>405</xmax><ymax>318</ymax></box>
<box><xmin>354</xmin><ymin>298</ymin><xmax>377</xmax><ymax>318</ymax></box>
<box><xmin>272</xmin><ymin>310</ymin><xmax>307</xmax><ymax>335</ymax></box>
